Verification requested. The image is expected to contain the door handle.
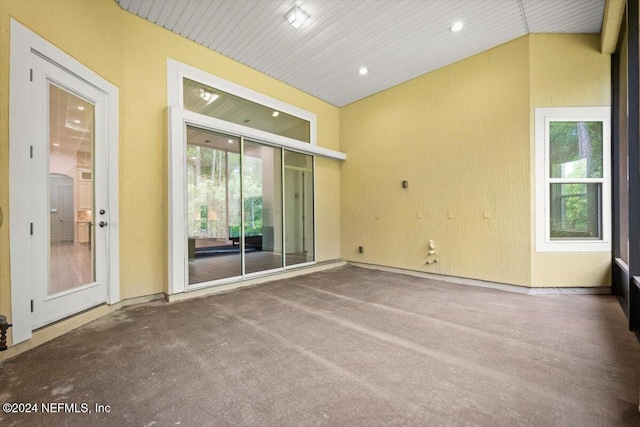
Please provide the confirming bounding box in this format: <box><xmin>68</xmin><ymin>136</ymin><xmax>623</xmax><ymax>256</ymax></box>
<box><xmin>99</xmin><ymin>221</ymin><xmax>108</xmax><ymax>228</ymax></box>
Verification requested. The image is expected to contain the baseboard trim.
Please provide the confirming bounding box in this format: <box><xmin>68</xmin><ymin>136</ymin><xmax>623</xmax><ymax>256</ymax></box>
<box><xmin>0</xmin><ymin>293</ymin><xmax>165</xmax><ymax>362</ymax></box>
<box><xmin>349</xmin><ymin>262</ymin><xmax>612</xmax><ymax>295</ymax></box>
<box><xmin>167</xmin><ymin>259</ymin><xmax>347</xmax><ymax>302</ymax></box>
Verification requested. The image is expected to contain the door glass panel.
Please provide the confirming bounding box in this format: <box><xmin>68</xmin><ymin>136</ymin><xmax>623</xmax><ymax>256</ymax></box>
<box><xmin>243</xmin><ymin>141</ymin><xmax>283</xmax><ymax>274</ymax></box>
<box><xmin>284</xmin><ymin>151</ymin><xmax>314</xmax><ymax>266</ymax></box>
<box><xmin>187</xmin><ymin>126</ymin><xmax>242</xmax><ymax>284</ymax></box>
<box><xmin>48</xmin><ymin>84</ymin><xmax>95</xmax><ymax>295</ymax></box>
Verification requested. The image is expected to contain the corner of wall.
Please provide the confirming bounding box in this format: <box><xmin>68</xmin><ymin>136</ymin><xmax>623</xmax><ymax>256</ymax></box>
<box><xmin>528</xmin><ymin>33</ymin><xmax>612</xmax><ymax>287</ymax></box>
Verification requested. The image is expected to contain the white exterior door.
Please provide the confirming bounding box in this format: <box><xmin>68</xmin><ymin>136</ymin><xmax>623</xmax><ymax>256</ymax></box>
<box><xmin>10</xmin><ymin>20</ymin><xmax>119</xmax><ymax>344</ymax></box>
<box><xmin>28</xmin><ymin>55</ymin><xmax>110</xmax><ymax>328</ymax></box>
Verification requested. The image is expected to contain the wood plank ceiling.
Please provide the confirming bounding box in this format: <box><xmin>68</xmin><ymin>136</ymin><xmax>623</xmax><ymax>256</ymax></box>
<box><xmin>116</xmin><ymin>0</ymin><xmax>605</xmax><ymax>107</ymax></box>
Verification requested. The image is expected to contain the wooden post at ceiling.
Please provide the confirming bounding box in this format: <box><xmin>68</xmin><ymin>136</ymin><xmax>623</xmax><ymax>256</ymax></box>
<box><xmin>602</xmin><ymin>0</ymin><xmax>627</xmax><ymax>54</ymax></box>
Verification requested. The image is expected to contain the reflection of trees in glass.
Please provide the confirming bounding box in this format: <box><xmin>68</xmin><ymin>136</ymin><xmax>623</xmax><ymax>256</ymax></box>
<box><xmin>187</xmin><ymin>145</ymin><xmax>263</xmax><ymax>239</ymax></box>
<box><xmin>551</xmin><ymin>183</ymin><xmax>592</xmax><ymax>237</ymax></box>
<box><xmin>242</xmin><ymin>156</ymin><xmax>263</xmax><ymax>236</ymax></box>
<box><xmin>187</xmin><ymin>145</ymin><xmax>229</xmax><ymax>238</ymax></box>
<box><xmin>550</xmin><ymin>121</ymin><xmax>602</xmax><ymax>178</ymax></box>
<box><xmin>549</xmin><ymin>121</ymin><xmax>602</xmax><ymax>238</ymax></box>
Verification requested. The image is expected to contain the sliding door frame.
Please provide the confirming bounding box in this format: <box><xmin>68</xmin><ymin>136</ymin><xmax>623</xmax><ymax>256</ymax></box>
<box><xmin>167</xmin><ymin>59</ymin><xmax>344</xmax><ymax>295</ymax></box>
<box><xmin>169</xmin><ymin>108</ymin><xmax>319</xmax><ymax>293</ymax></box>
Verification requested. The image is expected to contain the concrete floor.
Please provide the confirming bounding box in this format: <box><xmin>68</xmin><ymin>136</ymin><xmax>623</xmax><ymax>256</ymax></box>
<box><xmin>1</xmin><ymin>265</ymin><xmax>639</xmax><ymax>426</ymax></box>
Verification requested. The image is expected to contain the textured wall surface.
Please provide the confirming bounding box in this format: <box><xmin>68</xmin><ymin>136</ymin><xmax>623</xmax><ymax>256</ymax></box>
<box><xmin>340</xmin><ymin>37</ymin><xmax>531</xmax><ymax>286</ymax></box>
<box><xmin>0</xmin><ymin>0</ymin><xmax>341</xmax><ymax>317</ymax></box>
<box><xmin>528</xmin><ymin>34</ymin><xmax>612</xmax><ymax>287</ymax></box>
<box><xmin>341</xmin><ymin>33</ymin><xmax>612</xmax><ymax>288</ymax></box>
<box><xmin>0</xmin><ymin>0</ymin><xmax>124</xmax><ymax>340</ymax></box>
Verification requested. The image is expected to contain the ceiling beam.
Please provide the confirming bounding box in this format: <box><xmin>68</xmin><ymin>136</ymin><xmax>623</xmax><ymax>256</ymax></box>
<box><xmin>601</xmin><ymin>0</ymin><xmax>626</xmax><ymax>54</ymax></box>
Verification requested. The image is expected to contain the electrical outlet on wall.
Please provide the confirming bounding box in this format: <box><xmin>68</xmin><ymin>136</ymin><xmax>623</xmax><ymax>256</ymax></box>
<box><xmin>426</xmin><ymin>240</ymin><xmax>438</xmax><ymax>265</ymax></box>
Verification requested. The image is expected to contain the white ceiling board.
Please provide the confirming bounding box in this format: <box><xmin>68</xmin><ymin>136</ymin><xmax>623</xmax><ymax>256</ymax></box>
<box><xmin>291</xmin><ymin>0</ymin><xmax>527</xmax><ymax>106</ymax></box>
<box><xmin>183</xmin><ymin>1</ymin><xmax>224</xmax><ymax>40</ymax></box>
<box><xmin>136</xmin><ymin>0</ymin><xmax>156</xmax><ymax>19</ymax></box>
<box><xmin>171</xmin><ymin>1</ymin><xmax>203</xmax><ymax>36</ymax></box>
<box><xmin>523</xmin><ymin>0</ymin><xmax>605</xmax><ymax>33</ymax></box>
<box><xmin>152</xmin><ymin>0</ymin><xmax>179</xmax><ymax>25</ymax></box>
<box><xmin>139</xmin><ymin>0</ymin><xmax>160</xmax><ymax>20</ymax></box>
<box><xmin>116</xmin><ymin>0</ymin><xmax>606</xmax><ymax>107</ymax></box>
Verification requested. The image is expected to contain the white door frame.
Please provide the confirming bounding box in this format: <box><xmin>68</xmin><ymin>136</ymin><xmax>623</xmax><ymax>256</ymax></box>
<box><xmin>9</xmin><ymin>20</ymin><xmax>120</xmax><ymax>344</ymax></box>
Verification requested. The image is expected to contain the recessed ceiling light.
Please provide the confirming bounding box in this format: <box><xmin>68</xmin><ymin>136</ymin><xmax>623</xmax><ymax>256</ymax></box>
<box><xmin>228</xmin><ymin>139</ymin><xmax>233</xmax><ymax>144</ymax></box>
<box><xmin>286</xmin><ymin>6</ymin><xmax>308</xmax><ymax>29</ymax></box>
<box><xmin>450</xmin><ymin>21</ymin><xmax>464</xmax><ymax>32</ymax></box>
<box><xmin>358</xmin><ymin>67</ymin><xmax>368</xmax><ymax>75</ymax></box>
<box><xmin>73</xmin><ymin>119</ymin><xmax>81</xmax><ymax>124</ymax></box>
<box><xmin>77</xmin><ymin>106</ymin><xmax>85</xmax><ymax>111</ymax></box>
<box><xmin>272</xmin><ymin>111</ymin><xmax>280</xmax><ymax>117</ymax></box>
<box><xmin>199</xmin><ymin>89</ymin><xmax>219</xmax><ymax>104</ymax></box>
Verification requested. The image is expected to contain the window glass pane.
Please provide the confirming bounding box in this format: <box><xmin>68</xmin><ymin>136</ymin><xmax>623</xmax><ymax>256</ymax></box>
<box><xmin>284</xmin><ymin>151</ymin><xmax>314</xmax><ymax>266</ymax></box>
<box><xmin>243</xmin><ymin>141</ymin><xmax>283</xmax><ymax>274</ymax></box>
<box><xmin>549</xmin><ymin>121</ymin><xmax>603</xmax><ymax>178</ymax></box>
<box><xmin>550</xmin><ymin>183</ymin><xmax>601</xmax><ymax>239</ymax></box>
<box><xmin>49</xmin><ymin>84</ymin><xmax>95</xmax><ymax>295</ymax></box>
<box><xmin>186</xmin><ymin>126</ymin><xmax>242</xmax><ymax>284</ymax></box>
<box><xmin>183</xmin><ymin>78</ymin><xmax>311</xmax><ymax>143</ymax></box>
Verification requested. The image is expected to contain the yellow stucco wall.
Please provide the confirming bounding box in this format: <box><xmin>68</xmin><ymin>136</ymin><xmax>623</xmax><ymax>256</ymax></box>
<box><xmin>0</xmin><ymin>1</ymin><xmax>614</xmax><ymax>342</ymax></box>
<box><xmin>0</xmin><ymin>0</ymin><xmax>124</xmax><ymax>336</ymax></box>
<box><xmin>0</xmin><ymin>0</ymin><xmax>341</xmax><ymax>323</ymax></box>
<box><xmin>341</xmin><ymin>33</ymin><xmax>612</xmax><ymax>288</ymax></box>
<box><xmin>529</xmin><ymin>34</ymin><xmax>612</xmax><ymax>287</ymax></box>
<box><xmin>340</xmin><ymin>37</ymin><xmax>532</xmax><ymax>286</ymax></box>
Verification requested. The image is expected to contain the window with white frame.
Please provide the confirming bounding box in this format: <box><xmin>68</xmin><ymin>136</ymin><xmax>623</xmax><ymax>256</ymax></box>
<box><xmin>535</xmin><ymin>107</ymin><xmax>611</xmax><ymax>252</ymax></box>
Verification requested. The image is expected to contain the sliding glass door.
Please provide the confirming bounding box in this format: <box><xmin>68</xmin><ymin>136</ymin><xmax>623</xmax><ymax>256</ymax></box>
<box><xmin>186</xmin><ymin>126</ymin><xmax>242</xmax><ymax>284</ymax></box>
<box><xmin>243</xmin><ymin>141</ymin><xmax>283</xmax><ymax>275</ymax></box>
<box><xmin>284</xmin><ymin>152</ymin><xmax>314</xmax><ymax>266</ymax></box>
<box><xmin>185</xmin><ymin>126</ymin><xmax>313</xmax><ymax>287</ymax></box>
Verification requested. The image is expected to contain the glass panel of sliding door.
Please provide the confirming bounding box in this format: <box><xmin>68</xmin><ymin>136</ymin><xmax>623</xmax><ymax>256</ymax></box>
<box><xmin>284</xmin><ymin>151</ymin><xmax>314</xmax><ymax>266</ymax></box>
<box><xmin>243</xmin><ymin>141</ymin><xmax>283</xmax><ymax>274</ymax></box>
<box><xmin>186</xmin><ymin>126</ymin><xmax>242</xmax><ymax>284</ymax></box>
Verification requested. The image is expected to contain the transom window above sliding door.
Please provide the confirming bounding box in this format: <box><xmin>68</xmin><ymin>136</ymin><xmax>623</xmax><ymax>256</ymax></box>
<box><xmin>183</xmin><ymin>78</ymin><xmax>311</xmax><ymax>143</ymax></box>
